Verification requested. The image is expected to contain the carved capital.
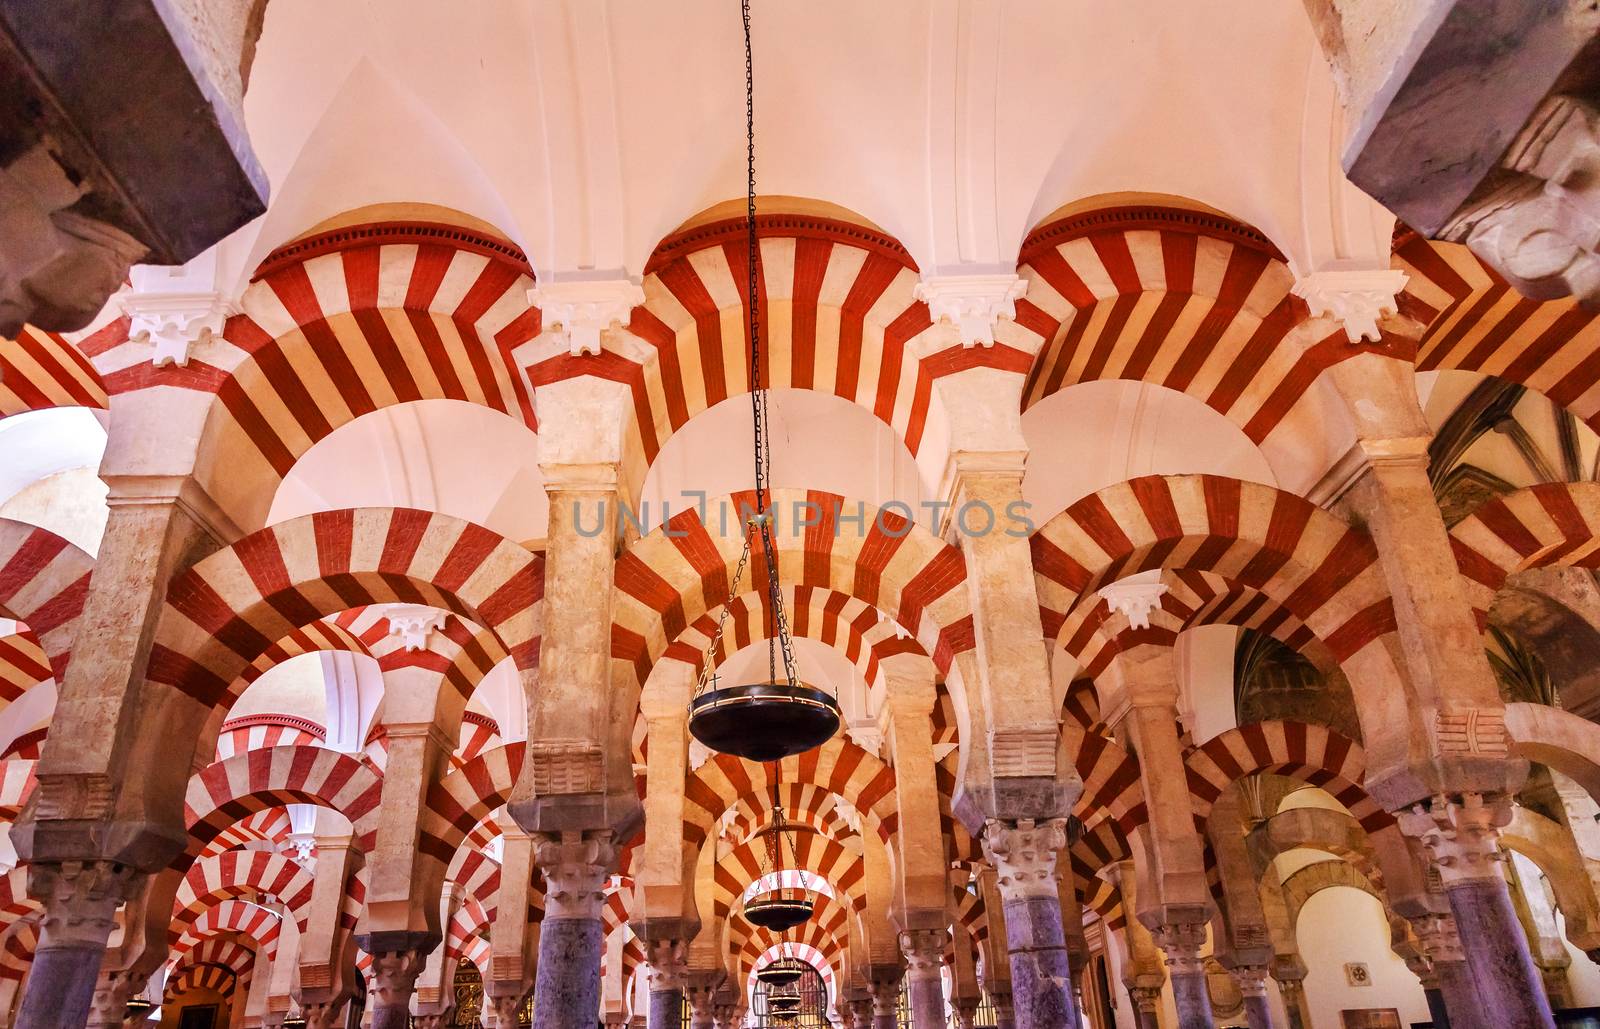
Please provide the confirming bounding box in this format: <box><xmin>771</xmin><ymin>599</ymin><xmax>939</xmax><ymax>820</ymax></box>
<box><xmin>982</xmin><ymin>818</ymin><xmax>1066</xmax><ymax>901</ymax></box>
<box><xmin>1399</xmin><ymin>791</ymin><xmax>1512</xmax><ymax>887</ymax></box>
<box><xmin>368</xmin><ymin>948</ymin><xmax>428</xmax><ymax>1007</ymax></box>
<box><xmin>89</xmin><ymin>967</ymin><xmax>146</xmax><ymax>1026</ymax></box>
<box><xmin>1291</xmin><ymin>268</ymin><xmax>1409</xmax><ymax>344</ymax></box>
<box><xmin>1152</xmin><ymin>920</ymin><xmax>1209</xmax><ymax>977</ymax></box>
<box><xmin>384</xmin><ymin>605</ymin><xmax>447</xmax><ymax>652</ymax></box>
<box><xmin>30</xmin><ymin>860</ymin><xmax>137</xmax><ymax>949</ymax></box>
<box><xmin>1451</xmin><ymin>95</ymin><xmax>1600</xmax><ymax>306</ymax></box>
<box><xmin>913</xmin><ymin>272</ymin><xmax>1027</xmax><ymax>348</ymax></box>
<box><xmin>952</xmin><ymin>998</ymin><xmax>979</xmax><ymax>1029</ymax></box>
<box><xmin>644</xmin><ymin>937</ymin><xmax>690</xmax><ymax>989</ymax></box>
<box><xmin>1409</xmin><ymin>911</ymin><xmax>1467</xmax><ymax>965</ymax></box>
<box><xmin>533</xmin><ymin>830</ymin><xmax>615</xmax><ymax>919</ymax></box>
<box><xmin>297</xmin><ymin>1000</ymin><xmax>346</xmax><ymax>1029</ymax></box>
<box><xmin>867</xmin><ymin>970</ymin><xmax>903</xmax><ymax>1014</ymax></box>
<box><xmin>528</xmin><ymin>276</ymin><xmax>646</xmax><ymax>357</ymax></box>
<box><xmin>1228</xmin><ymin>964</ymin><xmax>1269</xmax><ymax>999</ymax></box>
<box><xmin>1128</xmin><ymin>984</ymin><xmax>1162</xmax><ymax>1012</ymax></box>
<box><xmin>528</xmin><ymin>740</ymin><xmax>606</xmax><ymax>795</ymax></box>
<box><xmin>1430</xmin><ymin>708</ymin><xmax>1508</xmax><ymax>758</ymax></box>
<box><xmin>490</xmin><ymin>994</ymin><xmax>524</xmax><ymax>1024</ymax></box>
<box><xmin>898</xmin><ymin>927</ymin><xmax>949</xmax><ymax>980</ymax></box>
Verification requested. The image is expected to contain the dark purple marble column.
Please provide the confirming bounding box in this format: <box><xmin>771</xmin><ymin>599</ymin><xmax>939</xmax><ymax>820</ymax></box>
<box><xmin>1154</xmin><ymin>923</ymin><xmax>1214</xmax><ymax>1029</ymax></box>
<box><xmin>1272</xmin><ymin>978</ymin><xmax>1308</xmax><ymax>1029</ymax></box>
<box><xmin>530</xmin><ymin>831</ymin><xmax>615</xmax><ymax>1029</ymax></box>
<box><xmin>900</xmin><ymin>928</ymin><xmax>949</xmax><ymax>1029</ymax></box>
<box><xmin>649</xmin><ymin>986</ymin><xmax>684</xmax><ymax>1029</ymax></box>
<box><xmin>868</xmin><ymin>974</ymin><xmax>901</xmax><ymax>1029</ymax></box>
<box><xmin>1447</xmin><ymin>879</ymin><xmax>1554</xmax><ymax>1029</ymax></box>
<box><xmin>360</xmin><ymin>940</ymin><xmax>433</xmax><ymax>1029</ymax></box>
<box><xmin>1127</xmin><ymin>985</ymin><xmax>1162</xmax><ymax>1029</ymax></box>
<box><xmin>1229</xmin><ymin>966</ymin><xmax>1276</xmax><ymax>1029</ymax></box>
<box><xmin>983</xmin><ymin>819</ymin><xmax>1080</xmax><ymax>1029</ymax></box>
<box><xmin>15</xmin><ymin>862</ymin><xmax>138</xmax><ymax>1029</ymax></box>
<box><xmin>1433</xmin><ymin>958</ymin><xmax>1481</xmax><ymax>1029</ymax></box>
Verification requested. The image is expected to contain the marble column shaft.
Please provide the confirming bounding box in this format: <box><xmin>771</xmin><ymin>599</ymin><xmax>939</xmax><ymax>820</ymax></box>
<box><xmin>1154</xmin><ymin>923</ymin><xmax>1214</xmax><ymax>1029</ymax></box>
<box><xmin>983</xmin><ymin>819</ymin><xmax>1079</xmax><ymax>1029</ymax></box>
<box><xmin>1127</xmin><ymin>985</ymin><xmax>1162</xmax><ymax>1029</ymax></box>
<box><xmin>530</xmin><ymin>832</ymin><xmax>614</xmax><ymax>1029</ymax></box>
<box><xmin>901</xmin><ymin>927</ymin><xmax>949</xmax><ymax>1029</ymax></box>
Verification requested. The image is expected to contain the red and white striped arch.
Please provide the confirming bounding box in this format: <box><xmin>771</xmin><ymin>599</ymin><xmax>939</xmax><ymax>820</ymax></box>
<box><xmin>173</xmin><ymin>851</ymin><xmax>315</xmax><ymax>942</ymax></box>
<box><xmin>100</xmin><ymin>224</ymin><xmax>542</xmax><ymax>522</ymax></box>
<box><xmin>0</xmin><ymin>868</ymin><xmax>37</xmax><ymax>930</ymax></box>
<box><xmin>1396</xmin><ymin>235</ymin><xmax>1600</xmax><ymax>430</ymax></box>
<box><xmin>682</xmin><ymin>738</ymin><xmax>898</xmax><ymax>852</ymax></box>
<box><xmin>147</xmin><ymin>508</ymin><xmax>542</xmax><ymax>712</ymax></box>
<box><xmin>163</xmin><ymin>961</ymin><xmax>243</xmax><ymax>1005</ymax></box>
<box><xmin>0</xmin><ymin>325</ymin><xmax>108</xmax><ymax>422</ymax></box>
<box><xmin>730</xmin><ymin>890</ymin><xmax>851</xmax><ymax>970</ymax></box>
<box><xmin>1015</xmin><ymin>207</ymin><xmax>1341</xmax><ymax>445</ymax></box>
<box><xmin>1032</xmin><ymin>475</ymin><xmax>1395</xmax><ymax>667</ymax></box>
<box><xmin>0</xmin><ymin>518</ymin><xmax>93</xmax><ymax>688</ymax></box>
<box><xmin>613</xmin><ymin>489</ymin><xmax>973</xmax><ymax>690</ymax></box>
<box><xmin>713</xmin><ymin>838</ymin><xmax>865</xmax><ymax>920</ymax></box>
<box><xmin>525</xmin><ymin>213</ymin><xmax>951</xmax><ymax>474</ymax></box>
<box><xmin>168</xmin><ymin>936</ymin><xmax>257</xmax><ymax>988</ymax></box>
<box><xmin>1184</xmin><ymin>720</ymin><xmax>1392</xmax><ymax>832</ymax></box>
<box><xmin>198</xmin><ymin>807</ymin><xmax>292</xmax><ymax>861</ymax></box>
<box><xmin>0</xmin><ymin>921</ymin><xmax>35</xmax><ymax>983</ymax></box>
<box><xmin>214</xmin><ymin>714</ymin><xmax>326</xmax><ymax>760</ymax></box>
<box><xmin>0</xmin><ymin>760</ymin><xmax>36</xmax><ymax>820</ymax></box>
<box><xmin>0</xmin><ymin>630</ymin><xmax>50</xmax><ymax>716</ymax></box>
<box><xmin>1449</xmin><ymin>482</ymin><xmax>1600</xmax><ymax>625</ymax></box>
<box><xmin>1055</xmin><ymin>568</ymin><xmax>1329</xmax><ymax>680</ymax></box>
<box><xmin>174</xmin><ymin>899</ymin><xmax>280</xmax><ymax>962</ymax></box>
<box><xmin>419</xmin><ymin>741</ymin><xmax>524</xmax><ymax>863</ymax></box>
<box><xmin>233</xmin><ymin>614</ymin><xmax>377</xmax><ymax>695</ymax></box>
<box><xmin>182</xmin><ymin>745</ymin><xmax>384</xmax><ymax>865</ymax></box>
<box><xmin>1068</xmin><ymin>819</ymin><xmax>1132</xmax><ymax>913</ymax></box>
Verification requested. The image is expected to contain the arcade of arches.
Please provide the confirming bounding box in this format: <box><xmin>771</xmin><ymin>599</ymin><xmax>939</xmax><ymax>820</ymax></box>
<box><xmin>4</xmin><ymin>3</ymin><xmax>1600</xmax><ymax>1029</ymax></box>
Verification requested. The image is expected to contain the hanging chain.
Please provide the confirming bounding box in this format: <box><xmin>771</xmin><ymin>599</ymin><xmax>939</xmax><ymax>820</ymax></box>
<box><xmin>694</xmin><ymin>529</ymin><xmax>754</xmax><ymax>697</ymax></box>
<box><xmin>739</xmin><ymin>0</ymin><xmax>800</xmax><ymax>693</ymax></box>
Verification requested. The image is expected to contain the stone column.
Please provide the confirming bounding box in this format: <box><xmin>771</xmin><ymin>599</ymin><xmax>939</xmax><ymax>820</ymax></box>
<box><xmin>85</xmin><ymin>966</ymin><xmax>148</xmax><ymax>1029</ymax></box>
<box><xmin>847</xmin><ymin>995</ymin><xmax>875</xmax><ymax>1029</ymax></box>
<box><xmin>487</xmin><ymin>829</ymin><xmax>537</xmax><ymax>1020</ymax></box>
<box><xmin>365</xmin><ymin>946</ymin><xmax>430</xmax><ymax>1029</ymax></box>
<box><xmin>531</xmin><ymin>831</ymin><xmax>615</xmax><ymax>1029</ymax></box>
<box><xmin>867</xmin><ymin>969</ymin><xmax>903</xmax><ymax>1029</ymax></box>
<box><xmin>1126</xmin><ymin>985</ymin><xmax>1162</xmax><ymax>1029</ymax></box>
<box><xmin>982</xmin><ymin>819</ymin><xmax>1080</xmax><ymax>1029</ymax></box>
<box><xmin>991</xmin><ymin>989</ymin><xmax>1016</xmax><ymax>1029</ymax></box>
<box><xmin>710</xmin><ymin>993</ymin><xmax>741</xmax><ymax>1029</ymax></box>
<box><xmin>1229</xmin><ymin>965</ymin><xmax>1275</xmax><ymax>1029</ymax></box>
<box><xmin>952</xmin><ymin>998</ymin><xmax>978</xmax><ymax>1029</ymax></box>
<box><xmin>1152</xmin><ymin>920</ymin><xmax>1214</xmax><ymax>1029</ymax></box>
<box><xmin>1269</xmin><ymin>956</ymin><xmax>1310</xmax><ymax>1029</ymax></box>
<box><xmin>1403</xmin><ymin>796</ymin><xmax>1554</xmax><ymax>1029</ymax></box>
<box><xmin>14</xmin><ymin>860</ymin><xmax>137</xmax><ymax>1029</ymax></box>
<box><xmin>1410</xmin><ymin>911</ymin><xmax>1479</xmax><ymax>1029</ymax></box>
<box><xmin>899</xmin><ymin>928</ymin><xmax>948</xmax><ymax>1029</ymax></box>
<box><xmin>643</xmin><ymin>938</ymin><xmax>688</xmax><ymax>1029</ymax></box>
<box><xmin>682</xmin><ymin>975</ymin><xmax>721</xmax><ymax>1029</ymax></box>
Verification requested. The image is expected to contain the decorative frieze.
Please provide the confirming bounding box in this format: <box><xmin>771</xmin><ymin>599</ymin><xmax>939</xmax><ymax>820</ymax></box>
<box><xmin>1290</xmin><ymin>268</ymin><xmax>1408</xmax><ymax>344</ymax></box>
<box><xmin>528</xmin><ymin>277</ymin><xmax>645</xmax><ymax>357</ymax></box>
<box><xmin>913</xmin><ymin>272</ymin><xmax>1027</xmax><ymax>348</ymax></box>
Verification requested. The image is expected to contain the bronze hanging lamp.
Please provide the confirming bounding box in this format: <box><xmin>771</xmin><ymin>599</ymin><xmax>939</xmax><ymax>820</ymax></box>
<box><xmin>687</xmin><ymin>0</ymin><xmax>840</xmax><ymax>763</ymax></box>
<box><xmin>755</xmin><ymin>926</ymin><xmax>808</xmax><ymax>988</ymax></box>
<box><xmin>743</xmin><ymin>775</ymin><xmax>816</xmax><ymax>930</ymax></box>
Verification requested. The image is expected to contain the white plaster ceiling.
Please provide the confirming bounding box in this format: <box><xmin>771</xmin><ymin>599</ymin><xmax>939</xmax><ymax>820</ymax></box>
<box><xmin>220</xmin><ymin>0</ymin><xmax>1391</xmax><ymax>292</ymax></box>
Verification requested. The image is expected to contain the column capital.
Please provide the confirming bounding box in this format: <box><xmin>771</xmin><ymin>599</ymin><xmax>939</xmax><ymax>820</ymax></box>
<box><xmin>1127</xmin><ymin>984</ymin><xmax>1162</xmax><ymax>1013</ymax></box>
<box><xmin>913</xmin><ymin>271</ymin><xmax>1028</xmax><ymax>349</ymax></box>
<box><xmin>1409</xmin><ymin>911</ymin><xmax>1468</xmax><ymax>965</ymax></box>
<box><xmin>367</xmin><ymin>946</ymin><xmax>429</xmax><ymax>1008</ymax></box>
<box><xmin>533</xmin><ymin>829</ymin><xmax>616</xmax><ymax>920</ymax></box>
<box><xmin>1290</xmin><ymin>267</ymin><xmax>1409</xmax><ymax>343</ymax></box>
<box><xmin>1398</xmin><ymin>792</ymin><xmax>1512</xmax><ymax>887</ymax></box>
<box><xmin>867</xmin><ymin>969</ymin><xmax>904</xmax><ymax>1014</ymax></box>
<box><xmin>528</xmin><ymin>275</ymin><xmax>645</xmax><ymax>357</ymax></box>
<box><xmin>30</xmin><ymin>860</ymin><xmax>138</xmax><ymax>949</ymax></box>
<box><xmin>1096</xmin><ymin>570</ymin><xmax>1169</xmax><ymax>632</ymax></box>
<box><xmin>122</xmin><ymin>259</ymin><xmax>239</xmax><ymax>368</ymax></box>
<box><xmin>952</xmin><ymin>998</ymin><xmax>979</xmax><ymax>1029</ymax></box>
<box><xmin>643</xmin><ymin>936</ymin><xmax>690</xmax><ymax>989</ymax></box>
<box><xmin>981</xmin><ymin>818</ymin><xmax>1066</xmax><ymax>901</ymax></box>
<box><xmin>1151</xmin><ymin>919</ymin><xmax>1209</xmax><ymax>978</ymax></box>
<box><xmin>383</xmin><ymin>605</ymin><xmax>447</xmax><ymax>652</ymax></box>
<box><xmin>1227</xmin><ymin>963</ymin><xmax>1269</xmax><ymax>998</ymax></box>
<box><xmin>898</xmin><ymin>927</ymin><xmax>949</xmax><ymax>981</ymax></box>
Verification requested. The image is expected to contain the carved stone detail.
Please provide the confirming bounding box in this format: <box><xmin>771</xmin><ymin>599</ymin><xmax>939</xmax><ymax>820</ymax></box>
<box><xmin>899</xmin><ymin>927</ymin><xmax>949</xmax><ymax>980</ymax></box>
<box><xmin>1228</xmin><ymin>964</ymin><xmax>1269</xmax><ymax>998</ymax></box>
<box><xmin>528</xmin><ymin>277</ymin><xmax>646</xmax><ymax>357</ymax></box>
<box><xmin>1128</xmin><ymin>984</ymin><xmax>1162</xmax><ymax>1012</ymax></box>
<box><xmin>30</xmin><ymin>860</ymin><xmax>137</xmax><ymax>949</ymax></box>
<box><xmin>1399</xmin><ymin>792</ymin><xmax>1512</xmax><ymax>887</ymax></box>
<box><xmin>644</xmin><ymin>937</ymin><xmax>689</xmax><ymax>990</ymax></box>
<box><xmin>33</xmin><ymin>773</ymin><xmax>114</xmax><ymax>821</ymax></box>
<box><xmin>1152</xmin><ymin>920</ymin><xmax>1209</xmax><ymax>977</ymax></box>
<box><xmin>913</xmin><ymin>273</ymin><xmax>1027</xmax><ymax>348</ymax></box>
<box><xmin>987</xmin><ymin>725</ymin><xmax>1058</xmax><ymax>778</ymax></box>
<box><xmin>533</xmin><ymin>830</ymin><xmax>615</xmax><ymax>919</ymax></box>
<box><xmin>1449</xmin><ymin>95</ymin><xmax>1600</xmax><ymax>306</ymax></box>
<box><xmin>528</xmin><ymin>740</ymin><xmax>606</xmax><ymax>794</ymax></box>
<box><xmin>1431</xmin><ymin>708</ymin><xmax>1508</xmax><ymax>757</ymax></box>
<box><xmin>368</xmin><ymin>948</ymin><xmax>428</xmax><ymax>1007</ymax></box>
<box><xmin>1291</xmin><ymin>268</ymin><xmax>1409</xmax><ymax>343</ymax></box>
<box><xmin>1410</xmin><ymin>912</ymin><xmax>1467</xmax><ymax>965</ymax></box>
<box><xmin>122</xmin><ymin>285</ymin><xmax>236</xmax><ymax>367</ymax></box>
<box><xmin>1097</xmin><ymin>571</ymin><xmax>1169</xmax><ymax>630</ymax></box>
<box><xmin>982</xmin><ymin>818</ymin><xmax>1066</xmax><ymax>900</ymax></box>
<box><xmin>384</xmin><ymin>605</ymin><xmax>447</xmax><ymax>652</ymax></box>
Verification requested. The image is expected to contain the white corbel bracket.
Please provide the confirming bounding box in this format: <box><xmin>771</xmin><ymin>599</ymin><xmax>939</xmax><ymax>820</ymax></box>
<box><xmin>528</xmin><ymin>277</ymin><xmax>645</xmax><ymax>357</ymax></box>
<box><xmin>122</xmin><ymin>290</ymin><xmax>236</xmax><ymax>368</ymax></box>
<box><xmin>1096</xmin><ymin>570</ymin><xmax>1168</xmax><ymax>631</ymax></box>
<box><xmin>1291</xmin><ymin>269</ymin><xmax>1409</xmax><ymax>344</ymax></box>
<box><xmin>913</xmin><ymin>273</ymin><xmax>1027</xmax><ymax>348</ymax></box>
<box><xmin>385</xmin><ymin>605</ymin><xmax>447</xmax><ymax>652</ymax></box>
